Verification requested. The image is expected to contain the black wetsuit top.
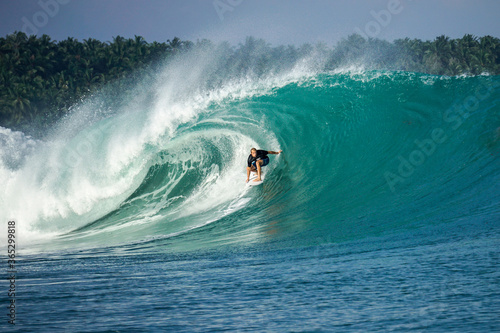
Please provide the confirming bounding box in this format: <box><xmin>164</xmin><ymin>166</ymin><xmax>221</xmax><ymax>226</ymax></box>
<box><xmin>247</xmin><ymin>150</ymin><xmax>269</xmax><ymax>167</ymax></box>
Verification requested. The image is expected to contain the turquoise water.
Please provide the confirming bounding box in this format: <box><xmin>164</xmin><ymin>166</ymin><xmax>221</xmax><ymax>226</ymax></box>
<box><xmin>1</xmin><ymin>64</ymin><xmax>499</xmax><ymax>331</ymax></box>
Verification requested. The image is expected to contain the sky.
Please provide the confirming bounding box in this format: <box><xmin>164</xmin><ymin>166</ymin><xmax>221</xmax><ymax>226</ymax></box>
<box><xmin>0</xmin><ymin>0</ymin><xmax>499</xmax><ymax>46</ymax></box>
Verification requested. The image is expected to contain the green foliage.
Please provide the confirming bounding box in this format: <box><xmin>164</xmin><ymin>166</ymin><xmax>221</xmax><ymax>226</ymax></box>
<box><xmin>327</xmin><ymin>34</ymin><xmax>500</xmax><ymax>75</ymax></box>
<box><xmin>0</xmin><ymin>32</ymin><xmax>191</xmax><ymax>129</ymax></box>
<box><xmin>1</xmin><ymin>32</ymin><xmax>499</xmax><ymax>130</ymax></box>
<box><xmin>388</xmin><ymin>34</ymin><xmax>500</xmax><ymax>75</ymax></box>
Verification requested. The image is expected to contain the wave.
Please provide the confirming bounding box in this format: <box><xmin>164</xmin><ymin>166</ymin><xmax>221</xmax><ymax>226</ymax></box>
<box><xmin>1</xmin><ymin>51</ymin><xmax>499</xmax><ymax>254</ymax></box>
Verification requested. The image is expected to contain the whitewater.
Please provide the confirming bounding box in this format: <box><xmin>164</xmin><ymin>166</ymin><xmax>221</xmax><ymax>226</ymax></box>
<box><xmin>0</xmin><ymin>49</ymin><xmax>499</xmax><ymax>331</ymax></box>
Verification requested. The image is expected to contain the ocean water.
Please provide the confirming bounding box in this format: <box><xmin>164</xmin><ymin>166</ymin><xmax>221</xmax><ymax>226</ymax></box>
<box><xmin>1</xmin><ymin>58</ymin><xmax>499</xmax><ymax>331</ymax></box>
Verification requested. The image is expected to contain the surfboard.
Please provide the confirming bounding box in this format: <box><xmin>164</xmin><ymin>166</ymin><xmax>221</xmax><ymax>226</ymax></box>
<box><xmin>247</xmin><ymin>172</ymin><xmax>264</xmax><ymax>186</ymax></box>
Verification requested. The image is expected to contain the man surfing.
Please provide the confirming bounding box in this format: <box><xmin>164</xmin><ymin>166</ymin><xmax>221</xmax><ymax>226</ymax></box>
<box><xmin>246</xmin><ymin>148</ymin><xmax>282</xmax><ymax>183</ymax></box>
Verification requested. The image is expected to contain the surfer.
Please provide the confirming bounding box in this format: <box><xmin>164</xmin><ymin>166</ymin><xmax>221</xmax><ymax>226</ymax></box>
<box><xmin>246</xmin><ymin>148</ymin><xmax>282</xmax><ymax>183</ymax></box>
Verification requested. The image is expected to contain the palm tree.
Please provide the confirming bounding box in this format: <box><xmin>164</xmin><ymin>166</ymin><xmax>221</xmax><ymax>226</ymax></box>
<box><xmin>1</xmin><ymin>32</ymin><xmax>499</xmax><ymax>129</ymax></box>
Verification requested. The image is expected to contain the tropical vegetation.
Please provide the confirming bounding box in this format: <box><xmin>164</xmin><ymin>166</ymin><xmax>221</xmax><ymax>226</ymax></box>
<box><xmin>1</xmin><ymin>32</ymin><xmax>499</xmax><ymax>131</ymax></box>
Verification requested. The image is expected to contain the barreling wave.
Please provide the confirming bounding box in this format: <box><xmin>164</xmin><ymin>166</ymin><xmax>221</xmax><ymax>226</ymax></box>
<box><xmin>0</xmin><ymin>47</ymin><xmax>499</xmax><ymax>254</ymax></box>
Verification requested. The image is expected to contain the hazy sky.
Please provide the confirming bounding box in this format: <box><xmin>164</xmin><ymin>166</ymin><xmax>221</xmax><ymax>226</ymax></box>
<box><xmin>0</xmin><ymin>0</ymin><xmax>499</xmax><ymax>45</ymax></box>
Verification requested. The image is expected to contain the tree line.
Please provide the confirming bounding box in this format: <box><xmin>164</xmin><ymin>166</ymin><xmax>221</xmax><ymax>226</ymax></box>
<box><xmin>1</xmin><ymin>32</ymin><xmax>499</xmax><ymax>131</ymax></box>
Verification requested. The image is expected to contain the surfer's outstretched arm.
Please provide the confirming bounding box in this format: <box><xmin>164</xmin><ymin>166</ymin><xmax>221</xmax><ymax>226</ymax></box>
<box><xmin>267</xmin><ymin>150</ymin><xmax>282</xmax><ymax>154</ymax></box>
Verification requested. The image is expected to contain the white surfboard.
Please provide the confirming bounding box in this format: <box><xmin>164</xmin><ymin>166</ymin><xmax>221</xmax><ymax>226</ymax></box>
<box><xmin>247</xmin><ymin>172</ymin><xmax>264</xmax><ymax>186</ymax></box>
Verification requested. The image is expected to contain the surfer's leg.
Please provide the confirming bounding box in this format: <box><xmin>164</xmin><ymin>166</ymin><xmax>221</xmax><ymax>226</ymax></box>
<box><xmin>255</xmin><ymin>160</ymin><xmax>263</xmax><ymax>181</ymax></box>
<box><xmin>250</xmin><ymin>161</ymin><xmax>258</xmax><ymax>173</ymax></box>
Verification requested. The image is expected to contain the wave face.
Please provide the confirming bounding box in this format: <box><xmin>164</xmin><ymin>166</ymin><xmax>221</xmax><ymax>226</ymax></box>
<box><xmin>1</xmin><ymin>56</ymin><xmax>499</xmax><ymax>254</ymax></box>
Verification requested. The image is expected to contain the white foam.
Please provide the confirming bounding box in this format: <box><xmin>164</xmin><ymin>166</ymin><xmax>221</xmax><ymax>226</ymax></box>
<box><xmin>0</xmin><ymin>47</ymin><xmax>304</xmax><ymax>249</ymax></box>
